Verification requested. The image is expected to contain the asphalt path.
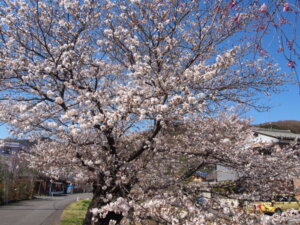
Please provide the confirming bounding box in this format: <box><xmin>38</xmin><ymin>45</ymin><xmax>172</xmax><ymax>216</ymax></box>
<box><xmin>0</xmin><ymin>193</ymin><xmax>92</xmax><ymax>225</ymax></box>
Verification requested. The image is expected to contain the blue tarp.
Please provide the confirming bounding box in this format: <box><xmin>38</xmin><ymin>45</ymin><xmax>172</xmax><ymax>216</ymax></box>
<box><xmin>196</xmin><ymin>171</ymin><xmax>207</xmax><ymax>178</ymax></box>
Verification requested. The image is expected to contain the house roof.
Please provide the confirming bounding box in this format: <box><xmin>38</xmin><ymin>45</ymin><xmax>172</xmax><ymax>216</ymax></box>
<box><xmin>253</xmin><ymin>128</ymin><xmax>300</xmax><ymax>142</ymax></box>
<box><xmin>0</xmin><ymin>139</ymin><xmax>35</xmax><ymax>148</ymax></box>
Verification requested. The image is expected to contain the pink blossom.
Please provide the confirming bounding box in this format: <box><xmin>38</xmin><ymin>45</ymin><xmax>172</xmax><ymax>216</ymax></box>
<box><xmin>283</xmin><ymin>3</ymin><xmax>290</xmax><ymax>12</ymax></box>
<box><xmin>260</xmin><ymin>49</ymin><xmax>268</xmax><ymax>56</ymax></box>
<box><xmin>287</xmin><ymin>60</ymin><xmax>296</xmax><ymax>68</ymax></box>
<box><xmin>259</xmin><ymin>3</ymin><xmax>267</xmax><ymax>13</ymax></box>
<box><xmin>229</xmin><ymin>0</ymin><xmax>236</xmax><ymax>9</ymax></box>
<box><xmin>279</xmin><ymin>18</ymin><xmax>289</xmax><ymax>25</ymax></box>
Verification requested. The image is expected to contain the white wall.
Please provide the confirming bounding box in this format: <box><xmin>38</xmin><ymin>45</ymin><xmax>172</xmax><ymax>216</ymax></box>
<box><xmin>253</xmin><ymin>133</ymin><xmax>278</xmax><ymax>143</ymax></box>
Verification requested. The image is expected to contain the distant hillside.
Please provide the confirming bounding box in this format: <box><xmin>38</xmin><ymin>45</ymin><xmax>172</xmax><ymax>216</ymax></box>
<box><xmin>257</xmin><ymin>120</ymin><xmax>300</xmax><ymax>134</ymax></box>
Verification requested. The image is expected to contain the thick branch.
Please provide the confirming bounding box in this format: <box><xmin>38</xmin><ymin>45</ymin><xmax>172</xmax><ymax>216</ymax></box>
<box><xmin>127</xmin><ymin>120</ymin><xmax>162</xmax><ymax>162</ymax></box>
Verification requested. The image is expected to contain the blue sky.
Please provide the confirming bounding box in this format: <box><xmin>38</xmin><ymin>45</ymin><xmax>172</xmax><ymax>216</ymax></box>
<box><xmin>0</xmin><ymin>125</ymin><xmax>9</xmax><ymax>139</ymax></box>
<box><xmin>246</xmin><ymin>82</ymin><xmax>300</xmax><ymax>124</ymax></box>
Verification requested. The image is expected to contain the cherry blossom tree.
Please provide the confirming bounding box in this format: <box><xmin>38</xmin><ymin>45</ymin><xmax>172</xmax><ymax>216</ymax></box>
<box><xmin>0</xmin><ymin>0</ymin><xmax>299</xmax><ymax>224</ymax></box>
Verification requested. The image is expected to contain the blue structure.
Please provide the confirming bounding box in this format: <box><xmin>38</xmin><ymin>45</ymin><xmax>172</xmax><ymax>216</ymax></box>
<box><xmin>66</xmin><ymin>184</ymin><xmax>75</xmax><ymax>194</ymax></box>
<box><xmin>196</xmin><ymin>171</ymin><xmax>208</xmax><ymax>178</ymax></box>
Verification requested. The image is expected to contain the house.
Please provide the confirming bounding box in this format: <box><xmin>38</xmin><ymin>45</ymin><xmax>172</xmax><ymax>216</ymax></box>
<box><xmin>0</xmin><ymin>140</ymin><xmax>37</xmax><ymax>203</ymax></box>
<box><xmin>34</xmin><ymin>176</ymin><xmax>69</xmax><ymax>196</ymax></box>
<box><xmin>199</xmin><ymin>165</ymin><xmax>239</xmax><ymax>182</ymax></box>
<box><xmin>0</xmin><ymin>139</ymin><xmax>71</xmax><ymax>196</ymax></box>
<box><xmin>0</xmin><ymin>139</ymin><xmax>34</xmax><ymax>156</ymax></box>
<box><xmin>196</xmin><ymin>128</ymin><xmax>300</xmax><ymax>183</ymax></box>
<box><xmin>0</xmin><ymin>139</ymin><xmax>35</xmax><ymax>176</ymax></box>
<box><xmin>0</xmin><ymin>139</ymin><xmax>89</xmax><ymax>198</ymax></box>
<box><xmin>252</xmin><ymin>127</ymin><xmax>300</xmax><ymax>145</ymax></box>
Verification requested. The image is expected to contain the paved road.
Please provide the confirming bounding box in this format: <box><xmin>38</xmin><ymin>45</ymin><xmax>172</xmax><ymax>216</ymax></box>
<box><xmin>0</xmin><ymin>193</ymin><xmax>92</xmax><ymax>225</ymax></box>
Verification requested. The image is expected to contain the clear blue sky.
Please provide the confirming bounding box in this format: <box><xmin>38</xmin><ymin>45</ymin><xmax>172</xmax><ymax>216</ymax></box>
<box><xmin>246</xmin><ymin>82</ymin><xmax>300</xmax><ymax>125</ymax></box>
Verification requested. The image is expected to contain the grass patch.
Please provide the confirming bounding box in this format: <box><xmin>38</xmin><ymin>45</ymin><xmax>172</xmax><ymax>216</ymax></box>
<box><xmin>60</xmin><ymin>199</ymin><xmax>91</xmax><ymax>225</ymax></box>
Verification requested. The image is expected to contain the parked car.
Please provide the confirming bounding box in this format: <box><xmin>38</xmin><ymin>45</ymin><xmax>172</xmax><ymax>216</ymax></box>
<box><xmin>250</xmin><ymin>195</ymin><xmax>300</xmax><ymax>215</ymax></box>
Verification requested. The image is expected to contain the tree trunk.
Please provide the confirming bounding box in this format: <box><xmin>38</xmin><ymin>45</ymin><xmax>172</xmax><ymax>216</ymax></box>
<box><xmin>83</xmin><ymin>196</ymin><xmax>123</xmax><ymax>225</ymax></box>
<box><xmin>83</xmin><ymin>181</ymin><xmax>129</xmax><ymax>225</ymax></box>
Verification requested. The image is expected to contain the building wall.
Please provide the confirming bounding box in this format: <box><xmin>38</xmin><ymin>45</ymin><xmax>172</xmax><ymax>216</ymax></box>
<box><xmin>0</xmin><ymin>140</ymin><xmax>33</xmax><ymax>156</ymax></box>
<box><xmin>254</xmin><ymin>134</ymin><xmax>278</xmax><ymax>143</ymax></box>
<box><xmin>216</xmin><ymin>165</ymin><xmax>238</xmax><ymax>182</ymax></box>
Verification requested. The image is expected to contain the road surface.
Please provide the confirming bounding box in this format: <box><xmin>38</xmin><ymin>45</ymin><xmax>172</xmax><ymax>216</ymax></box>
<box><xmin>0</xmin><ymin>193</ymin><xmax>92</xmax><ymax>225</ymax></box>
